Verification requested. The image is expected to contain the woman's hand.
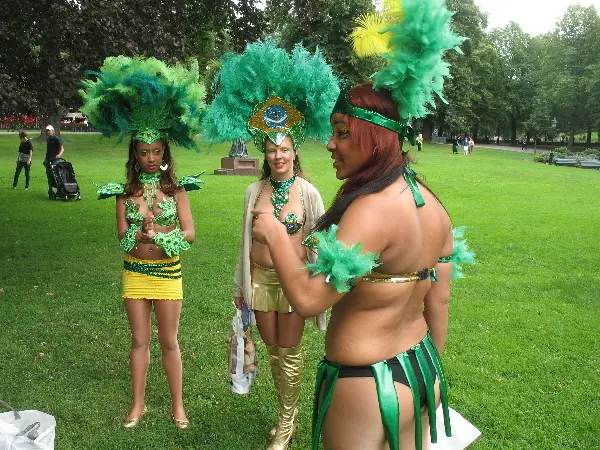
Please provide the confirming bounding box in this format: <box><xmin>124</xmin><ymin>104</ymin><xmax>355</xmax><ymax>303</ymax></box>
<box><xmin>251</xmin><ymin>209</ymin><xmax>283</xmax><ymax>244</ymax></box>
<box><xmin>137</xmin><ymin>213</ymin><xmax>156</xmax><ymax>243</ymax></box>
<box><xmin>234</xmin><ymin>296</ymin><xmax>246</xmax><ymax>310</ymax></box>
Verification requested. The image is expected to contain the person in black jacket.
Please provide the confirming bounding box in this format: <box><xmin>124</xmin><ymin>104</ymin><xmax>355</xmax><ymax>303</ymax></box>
<box><xmin>43</xmin><ymin>125</ymin><xmax>64</xmax><ymax>199</ymax></box>
<box><xmin>13</xmin><ymin>130</ymin><xmax>33</xmax><ymax>190</ymax></box>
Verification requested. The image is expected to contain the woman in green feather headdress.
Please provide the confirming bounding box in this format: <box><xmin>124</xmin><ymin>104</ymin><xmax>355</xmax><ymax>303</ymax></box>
<box><xmin>251</xmin><ymin>1</ymin><xmax>477</xmax><ymax>449</ymax></box>
<box><xmin>80</xmin><ymin>56</ymin><xmax>205</xmax><ymax>430</ymax></box>
<box><xmin>203</xmin><ymin>40</ymin><xmax>338</xmax><ymax>450</ymax></box>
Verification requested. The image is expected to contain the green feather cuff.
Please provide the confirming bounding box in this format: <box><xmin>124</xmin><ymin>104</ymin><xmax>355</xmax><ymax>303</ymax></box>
<box><xmin>95</xmin><ymin>182</ymin><xmax>125</xmax><ymax>199</ymax></box>
<box><xmin>153</xmin><ymin>227</ymin><xmax>191</xmax><ymax>257</ymax></box>
<box><xmin>120</xmin><ymin>224</ymin><xmax>140</xmax><ymax>252</ymax></box>
<box><xmin>176</xmin><ymin>172</ymin><xmax>205</xmax><ymax>192</ymax></box>
<box><xmin>303</xmin><ymin>225</ymin><xmax>380</xmax><ymax>293</ymax></box>
<box><xmin>437</xmin><ymin>226</ymin><xmax>476</xmax><ymax>280</ymax></box>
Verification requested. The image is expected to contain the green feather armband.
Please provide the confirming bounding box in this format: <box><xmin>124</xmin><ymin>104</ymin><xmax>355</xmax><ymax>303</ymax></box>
<box><xmin>120</xmin><ymin>224</ymin><xmax>140</xmax><ymax>252</ymax></box>
<box><xmin>152</xmin><ymin>228</ymin><xmax>191</xmax><ymax>257</ymax></box>
<box><xmin>303</xmin><ymin>225</ymin><xmax>380</xmax><ymax>293</ymax></box>
<box><xmin>94</xmin><ymin>182</ymin><xmax>125</xmax><ymax>199</ymax></box>
<box><xmin>437</xmin><ymin>226</ymin><xmax>476</xmax><ymax>280</ymax></box>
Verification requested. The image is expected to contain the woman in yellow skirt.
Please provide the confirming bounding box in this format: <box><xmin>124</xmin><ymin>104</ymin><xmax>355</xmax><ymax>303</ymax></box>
<box><xmin>81</xmin><ymin>56</ymin><xmax>205</xmax><ymax>429</ymax></box>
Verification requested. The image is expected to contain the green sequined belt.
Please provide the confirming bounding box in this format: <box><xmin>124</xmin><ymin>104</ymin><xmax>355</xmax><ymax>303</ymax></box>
<box><xmin>312</xmin><ymin>333</ymin><xmax>451</xmax><ymax>450</ymax></box>
<box><xmin>123</xmin><ymin>255</ymin><xmax>182</xmax><ymax>279</ymax></box>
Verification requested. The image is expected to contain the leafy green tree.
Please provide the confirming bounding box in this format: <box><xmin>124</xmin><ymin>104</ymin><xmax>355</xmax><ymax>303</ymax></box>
<box><xmin>264</xmin><ymin>0</ymin><xmax>380</xmax><ymax>86</ymax></box>
<box><xmin>428</xmin><ymin>0</ymin><xmax>489</xmax><ymax>139</ymax></box>
<box><xmin>551</xmin><ymin>5</ymin><xmax>600</xmax><ymax>147</ymax></box>
<box><xmin>489</xmin><ymin>22</ymin><xmax>535</xmax><ymax>145</ymax></box>
<box><xmin>0</xmin><ymin>0</ymin><xmax>230</xmax><ymax>133</ymax></box>
<box><xmin>228</xmin><ymin>0</ymin><xmax>266</xmax><ymax>52</ymax></box>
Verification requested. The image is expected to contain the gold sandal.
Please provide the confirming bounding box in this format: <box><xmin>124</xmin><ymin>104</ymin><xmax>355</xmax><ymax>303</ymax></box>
<box><xmin>121</xmin><ymin>405</ymin><xmax>147</xmax><ymax>428</ymax></box>
<box><xmin>171</xmin><ymin>414</ymin><xmax>189</xmax><ymax>430</ymax></box>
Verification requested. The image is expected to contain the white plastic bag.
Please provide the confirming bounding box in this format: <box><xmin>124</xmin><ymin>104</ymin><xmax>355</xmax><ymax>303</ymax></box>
<box><xmin>227</xmin><ymin>306</ymin><xmax>258</xmax><ymax>394</ymax></box>
<box><xmin>0</xmin><ymin>402</ymin><xmax>56</xmax><ymax>450</ymax></box>
<box><xmin>429</xmin><ymin>407</ymin><xmax>481</xmax><ymax>450</ymax></box>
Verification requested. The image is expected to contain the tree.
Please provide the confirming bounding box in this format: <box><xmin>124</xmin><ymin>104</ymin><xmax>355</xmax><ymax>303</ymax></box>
<box><xmin>429</xmin><ymin>0</ymin><xmax>489</xmax><ymax>139</ymax></box>
<box><xmin>489</xmin><ymin>22</ymin><xmax>535</xmax><ymax>145</ymax></box>
<box><xmin>228</xmin><ymin>0</ymin><xmax>266</xmax><ymax>52</ymax></box>
<box><xmin>264</xmin><ymin>0</ymin><xmax>381</xmax><ymax>86</ymax></box>
<box><xmin>0</xmin><ymin>0</ymin><xmax>231</xmax><ymax>133</ymax></box>
<box><xmin>551</xmin><ymin>5</ymin><xmax>600</xmax><ymax>147</ymax></box>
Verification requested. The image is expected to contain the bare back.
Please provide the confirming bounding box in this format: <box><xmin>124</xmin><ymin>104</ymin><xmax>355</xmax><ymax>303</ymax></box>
<box><xmin>326</xmin><ymin>177</ymin><xmax>451</xmax><ymax>365</ymax></box>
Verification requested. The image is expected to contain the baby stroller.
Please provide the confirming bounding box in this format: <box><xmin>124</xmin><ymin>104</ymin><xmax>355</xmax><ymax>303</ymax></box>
<box><xmin>48</xmin><ymin>157</ymin><xmax>82</xmax><ymax>201</ymax></box>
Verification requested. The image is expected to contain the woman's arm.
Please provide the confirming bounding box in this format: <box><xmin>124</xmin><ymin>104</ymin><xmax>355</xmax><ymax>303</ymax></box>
<box><xmin>116</xmin><ymin>195</ymin><xmax>129</xmax><ymax>240</ymax></box>
<box><xmin>423</xmin><ymin>228</ymin><xmax>453</xmax><ymax>352</ymax></box>
<box><xmin>253</xmin><ymin>195</ymin><xmax>387</xmax><ymax>317</ymax></box>
<box><xmin>234</xmin><ymin>188</ymin><xmax>251</xmax><ymax>307</ymax></box>
<box><xmin>176</xmin><ymin>187</ymin><xmax>195</xmax><ymax>243</ymax></box>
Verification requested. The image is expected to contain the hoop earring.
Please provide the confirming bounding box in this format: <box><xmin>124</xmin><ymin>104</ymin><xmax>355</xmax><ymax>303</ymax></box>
<box><xmin>160</xmin><ymin>162</ymin><xmax>169</xmax><ymax>171</ymax></box>
<box><xmin>134</xmin><ymin>162</ymin><xmax>140</xmax><ymax>172</ymax></box>
<box><xmin>372</xmin><ymin>146</ymin><xmax>378</xmax><ymax>157</ymax></box>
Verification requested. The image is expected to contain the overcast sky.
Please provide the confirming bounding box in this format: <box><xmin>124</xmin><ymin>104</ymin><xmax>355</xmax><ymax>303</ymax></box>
<box><xmin>474</xmin><ymin>0</ymin><xmax>600</xmax><ymax>35</ymax></box>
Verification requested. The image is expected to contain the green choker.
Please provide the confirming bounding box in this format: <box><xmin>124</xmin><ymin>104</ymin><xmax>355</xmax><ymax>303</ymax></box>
<box><xmin>139</xmin><ymin>172</ymin><xmax>161</xmax><ymax>209</ymax></box>
<box><xmin>332</xmin><ymin>89</ymin><xmax>415</xmax><ymax>144</ymax></box>
<box><xmin>270</xmin><ymin>175</ymin><xmax>296</xmax><ymax>219</ymax></box>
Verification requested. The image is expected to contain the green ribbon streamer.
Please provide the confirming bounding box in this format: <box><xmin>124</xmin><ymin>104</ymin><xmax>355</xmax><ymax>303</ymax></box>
<box><xmin>415</xmin><ymin>343</ymin><xmax>439</xmax><ymax>443</ymax></box>
<box><xmin>312</xmin><ymin>361</ymin><xmax>340</xmax><ymax>450</ymax></box>
<box><xmin>423</xmin><ymin>335</ymin><xmax>452</xmax><ymax>437</ymax></box>
<box><xmin>398</xmin><ymin>353</ymin><xmax>423</xmax><ymax>450</ymax></box>
<box><xmin>403</xmin><ymin>167</ymin><xmax>425</xmax><ymax>207</ymax></box>
<box><xmin>372</xmin><ymin>361</ymin><xmax>401</xmax><ymax>450</ymax></box>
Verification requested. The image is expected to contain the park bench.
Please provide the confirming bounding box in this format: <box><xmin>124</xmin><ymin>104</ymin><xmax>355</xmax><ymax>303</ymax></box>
<box><xmin>431</xmin><ymin>136</ymin><xmax>447</xmax><ymax>144</ymax></box>
<box><xmin>580</xmin><ymin>159</ymin><xmax>600</xmax><ymax>169</ymax></box>
<box><xmin>553</xmin><ymin>158</ymin><xmax>577</xmax><ymax>166</ymax></box>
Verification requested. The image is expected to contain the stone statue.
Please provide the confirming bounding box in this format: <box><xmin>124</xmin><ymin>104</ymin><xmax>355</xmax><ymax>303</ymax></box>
<box><xmin>229</xmin><ymin>138</ymin><xmax>249</xmax><ymax>158</ymax></box>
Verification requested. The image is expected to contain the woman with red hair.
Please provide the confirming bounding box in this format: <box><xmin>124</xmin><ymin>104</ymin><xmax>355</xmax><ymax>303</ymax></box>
<box><xmin>251</xmin><ymin>1</ymin><xmax>475</xmax><ymax>448</ymax></box>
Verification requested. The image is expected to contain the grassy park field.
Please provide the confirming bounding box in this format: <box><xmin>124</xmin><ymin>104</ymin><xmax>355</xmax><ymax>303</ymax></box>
<box><xmin>0</xmin><ymin>134</ymin><xmax>599</xmax><ymax>449</ymax></box>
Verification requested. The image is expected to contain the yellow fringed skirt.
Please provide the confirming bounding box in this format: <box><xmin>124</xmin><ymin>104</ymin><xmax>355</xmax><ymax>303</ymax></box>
<box><xmin>250</xmin><ymin>260</ymin><xmax>293</xmax><ymax>313</ymax></box>
<box><xmin>122</xmin><ymin>254</ymin><xmax>183</xmax><ymax>301</ymax></box>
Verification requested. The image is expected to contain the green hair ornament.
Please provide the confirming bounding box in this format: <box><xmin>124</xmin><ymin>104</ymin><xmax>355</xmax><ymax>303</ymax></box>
<box><xmin>202</xmin><ymin>40</ymin><xmax>339</xmax><ymax>152</ymax></box>
<box><xmin>80</xmin><ymin>56</ymin><xmax>205</xmax><ymax>150</ymax></box>
<box><xmin>346</xmin><ymin>0</ymin><xmax>465</xmax><ymax>134</ymax></box>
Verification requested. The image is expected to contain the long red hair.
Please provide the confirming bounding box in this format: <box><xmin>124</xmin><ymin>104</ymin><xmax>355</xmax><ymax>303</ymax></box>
<box><xmin>315</xmin><ymin>84</ymin><xmax>412</xmax><ymax>230</ymax></box>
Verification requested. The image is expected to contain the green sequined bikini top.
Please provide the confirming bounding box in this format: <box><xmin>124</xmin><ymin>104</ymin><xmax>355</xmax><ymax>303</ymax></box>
<box><xmin>254</xmin><ymin>177</ymin><xmax>305</xmax><ymax>235</ymax></box>
<box><xmin>124</xmin><ymin>197</ymin><xmax>178</xmax><ymax>226</ymax></box>
<box><xmin>95</xmin><ymin>172</ymin><xmax>204</xmax><ymax>227</ymax></box>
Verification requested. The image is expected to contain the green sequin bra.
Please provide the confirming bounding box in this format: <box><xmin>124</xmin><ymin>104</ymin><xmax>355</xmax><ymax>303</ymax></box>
<box><xmin>270</xmin><ymin>176</ymin><xmax>303</xmax><ymax>235</ymax></box>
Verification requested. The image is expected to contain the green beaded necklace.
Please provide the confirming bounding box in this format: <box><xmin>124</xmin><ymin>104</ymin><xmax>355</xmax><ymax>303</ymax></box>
<box><xmin>139</xmin><ymin>171</ymin><xmax>161</xmax><ymax>209</ymax></box>
<box><xmin>270</xmin><ymin>175</ymin><xmax>296</xmax><ymax>219</ymax></box>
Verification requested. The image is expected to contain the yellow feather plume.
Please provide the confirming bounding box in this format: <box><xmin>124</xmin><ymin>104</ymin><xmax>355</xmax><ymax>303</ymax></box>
<box><xmin>383</xmin><ymin>0</ymin><xmax>404</xmax><ymax>19</ymax></box>
<box><xmin>350</xmin><ymin>1</ymin><xmax>404</xmax><ymax>57</ymax></box>
<box><xmin>350</xmin><ymin>13</ymin><xmax>392</xmax><ymax>57</ymax></box>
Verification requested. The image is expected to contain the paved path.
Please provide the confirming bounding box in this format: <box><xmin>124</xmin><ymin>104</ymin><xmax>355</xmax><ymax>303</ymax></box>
<box><xmin>431</xmin><ymin>142</ymin><xmax>539</xmax><ymax>154</ymax></box>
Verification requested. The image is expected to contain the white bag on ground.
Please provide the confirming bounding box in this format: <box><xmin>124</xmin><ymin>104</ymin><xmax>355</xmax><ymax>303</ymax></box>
<box><xmin>227</xmin><ymin>306</ymin><xmax>258</xmax><ymax>394</ymax></box>
<box><xmin>429</xmin><ymin>407</ymin><xmax>481</xmax><ymax>450</ymax></box>
<box><xmin>0</xmin><ymin>402</ymin><xmax>56</xmax><ymax>450</ymax></box>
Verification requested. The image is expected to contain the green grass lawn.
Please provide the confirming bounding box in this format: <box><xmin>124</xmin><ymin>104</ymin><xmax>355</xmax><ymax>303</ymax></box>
<box><xmin>1</xmin><ymin>134</ymin><xmax>599</xmax><ymax>449</ymax></box>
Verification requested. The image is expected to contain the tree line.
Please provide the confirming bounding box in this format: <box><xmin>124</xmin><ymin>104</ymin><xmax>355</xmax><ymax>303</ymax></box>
<box><xmin>1</xmin><ymin>0</ymin><xmax>598</xmax><ymax>147</ymax></box>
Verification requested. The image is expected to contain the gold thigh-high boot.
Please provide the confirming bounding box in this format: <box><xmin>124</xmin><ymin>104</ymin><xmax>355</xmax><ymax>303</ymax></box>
<box><xmin>267</xmin><ymin>345</ymin><xmax>302</xmax><ymax>450</ymax></box>
<box><xmin>266</xmin><ymin>344</ymin><xmax>282</xmax><ymax>440</ymax></box>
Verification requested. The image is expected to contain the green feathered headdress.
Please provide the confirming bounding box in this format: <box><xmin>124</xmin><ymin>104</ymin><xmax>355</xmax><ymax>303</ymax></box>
<box><xmin>201</xmin><ymin>40</ymin><xmax>340</xmax><ymax>152</ymax></box>
<box><xmin>79</xmin><ymin>56</ymin><xmax>205</xmax><ymax>150</ymax></box>
<box><xmin>338</xmin><ymin>0</ymin><xmax>465</xmax><ymax>137</ymax></box>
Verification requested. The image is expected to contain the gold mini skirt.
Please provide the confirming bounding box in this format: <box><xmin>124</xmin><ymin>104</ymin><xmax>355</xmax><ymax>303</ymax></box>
<box><xmin>250</xmin><ymin>260</ymin><xmax>293</xmax><ymax>313</ymax></box>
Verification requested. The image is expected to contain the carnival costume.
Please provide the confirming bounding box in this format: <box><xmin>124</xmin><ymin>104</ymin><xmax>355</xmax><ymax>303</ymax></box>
<box><xmin>296</xmin><ymin>1</ymin><xmax>475</xmax><ymax>449</ymax></box>
<box><xmin>202</xmin><ymin>40</ymin><xmax>339</xmax><ymax>449</ymax></box>
<box><xmin>80</xmin><ymin>56</ymin><xmax>205</xmax><ymax>301</ymax></box>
